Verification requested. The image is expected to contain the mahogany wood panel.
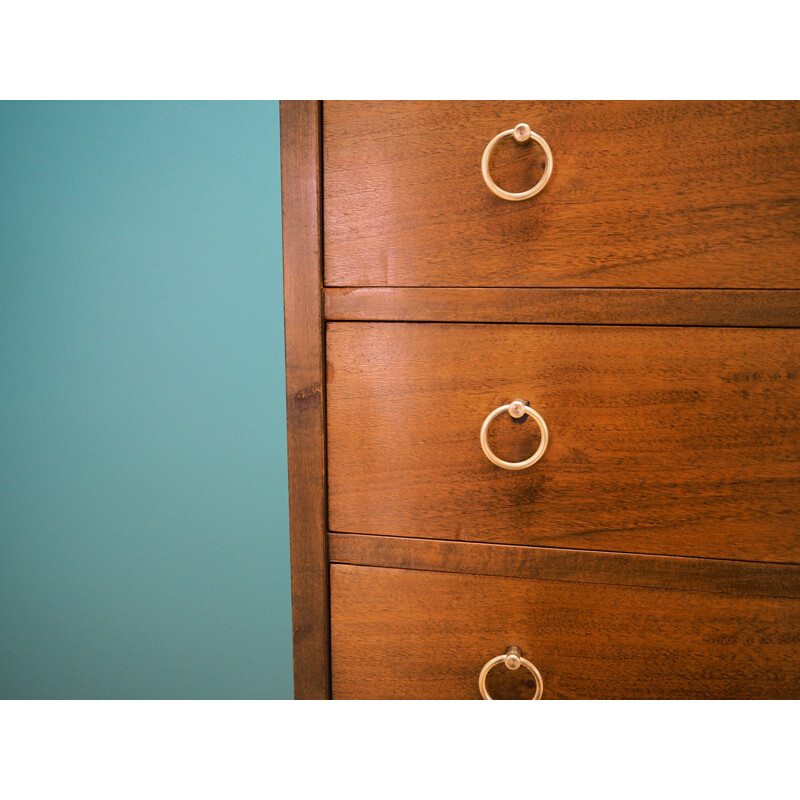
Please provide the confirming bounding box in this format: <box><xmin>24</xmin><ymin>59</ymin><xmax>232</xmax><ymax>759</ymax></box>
<box><xmin>326</xmin><ymin>323</ymin><xmax>800</xmax><ymax>562</ymax></box>
<box><xmin>323</xmin><ymin>101</ymin><xmax>800</xmax><ymax>288</ymax></box>
<box><xmin>325</xmin><ymin>288</ymin><xmax>800</xmax><ymax>327</ymax></box>
<box><xmin>280</xmin><ymin>101</ymin><xmax>330</xmax><ymax>699</ymax></box>
<box><xmin>330</xmin><ymin>565</ymin><xmax>800</xmax><ymax>699</ymax></box>
<box><xmin>328</xmin><ymin>533</ymin><xmax>800</xmax><ymax>599</ymax></box>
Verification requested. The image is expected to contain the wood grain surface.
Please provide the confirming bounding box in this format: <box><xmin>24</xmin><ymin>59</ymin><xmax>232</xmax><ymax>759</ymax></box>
<box><xmin>323</xmin><ymin>101</ymin><xmax>800</xmax><ymax>288</ymax></box>
<box><xmin>326</xmin><ymin>323</ymin><xmax>800</xmax><ymax>562</ymax></box>
<box><xmin>330</xmin><ymin>565</ymin><xmax>800</xmax><ymax>699</ymax></box>
<box><xmin>328</xmin><ymin>532</ymin><xmax>800</xmax><ymax>599</ymax></box>
<box><xmin>280</xmin><ymin>101</ymin><xmax>330</xmax><ymax>699</ymax></box>
<box><xmin>325</xmin><ymin>287</ymin><xmax>800</xmax><ymax>327</ymax></box>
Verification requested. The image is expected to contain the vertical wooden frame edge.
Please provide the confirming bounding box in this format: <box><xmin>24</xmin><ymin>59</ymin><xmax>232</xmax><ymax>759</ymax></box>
<box><xmin>280</xmin><ymin>100</ymin><xmax>331</xmax><ymax>699</ymax></box>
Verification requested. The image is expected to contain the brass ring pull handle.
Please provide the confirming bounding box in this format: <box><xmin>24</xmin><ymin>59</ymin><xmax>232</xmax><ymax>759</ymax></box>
<box><xmin>479</xmin><ymin>646</ymin><xmax>544</xmax><ymax>700</ymax></box>
<box><xmin>481</xmin><ymin>123</ymin><xmax>554</xmax><ymax>201</ymax></box>
<box><xmin>480</xmin><ymin>399</ymin><xmax>549</xmax><ymax>470</ymax></box>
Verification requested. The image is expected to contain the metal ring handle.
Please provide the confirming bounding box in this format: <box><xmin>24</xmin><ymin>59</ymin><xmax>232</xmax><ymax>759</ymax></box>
<box><xmin>479</xmin><ymin>646</ymin><xmax>544</xmax><ymax>700</ymax></box>
<box><xmin>481</xmin><ymin>122</ymin><xmax>553</xmax><ymax>201</ymax></box>
<box><xmin>480</xmin><ymin>399</ymin><xmax>549</xmax><ymax>470</ymax></box>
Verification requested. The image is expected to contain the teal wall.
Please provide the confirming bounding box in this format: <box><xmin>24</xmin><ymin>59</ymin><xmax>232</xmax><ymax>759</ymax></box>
<box><xmin>0</xmin><ymin>102</ymin><xmax>293</xmax><ymax>699</ymax></box>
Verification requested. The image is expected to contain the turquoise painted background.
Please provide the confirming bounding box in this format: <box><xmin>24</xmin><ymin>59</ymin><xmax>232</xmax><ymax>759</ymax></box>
<box><xmin>0</xmin><ymin>102</ymin><xmax>293</xmax><ymax>699</ymax></box>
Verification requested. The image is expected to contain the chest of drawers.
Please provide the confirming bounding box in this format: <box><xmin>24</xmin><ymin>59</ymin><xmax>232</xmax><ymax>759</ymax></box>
<box><xmin>281</xmin><ymin>100</ymin><xmax>800</xmax><ymax>699</ymax></box>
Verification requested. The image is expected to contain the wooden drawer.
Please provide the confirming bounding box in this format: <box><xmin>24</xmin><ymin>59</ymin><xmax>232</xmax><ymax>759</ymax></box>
<box><xmin>327</xmin><ymin>322</ymin><xmax>800</xmax><ymax>562</ymax></box>
<box><xmin>323</xmin><ymin>101</ymin><xmax>800</xmax><ymax>289</ymax></box>
<box><xmin>330</xmin><ymin>564</ymin><xmax>800</xmax><ymax>699</ymax></box>
<box><xmin>282</xmin><ymin>101</ymin><xmax>800</xmax><ymax>700</ymax></box>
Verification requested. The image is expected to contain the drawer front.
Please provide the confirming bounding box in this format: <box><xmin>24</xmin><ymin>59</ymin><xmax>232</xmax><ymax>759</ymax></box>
<box><xmin>327</xmin><ymin>323</ymin><xmax>800</xmax><ymax>562</ymax></box>
<box><xmin>331</xmin><ymin>565</ymin><xmax>800</xmax><ymax>699</ymax></box>
<box><xmin>323</xmin><ymin>101</ymin><xmax>800</xmax><ymax>288</ymax></box>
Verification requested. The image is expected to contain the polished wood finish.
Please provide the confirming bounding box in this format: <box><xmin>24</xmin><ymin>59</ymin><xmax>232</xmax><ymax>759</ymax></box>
<box><xmin>283</xmin><ymin>101</ymin><xmax>800</xmax><ymax>700</ymax></box>
<box><xmin>329</xmin><ymin>532</ymin><xmax>800</xmax><ymax>599</ymax></box>
<box><xmin>323</xmin><ymin>101</ymin><xmax>800</xmax><ymax>288</ymax></box>
<box><xmin>325</xmin><ymin>287</ymin><xmax>800</xmax><ymax>327</ymax></box>
<box><xmin>330</xmin><ymin>565</ymin><xmax>800</xmax><ymax>699</ymax></box>
<box><xmin>327</xmin><ymin>322</ymin><xmax>800</xmax><ymax>562</ymax></box>
<box><xmin>280</xmin><ymin>101</ymin><xmax>330</xmax><ymax>699</ymax></box>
